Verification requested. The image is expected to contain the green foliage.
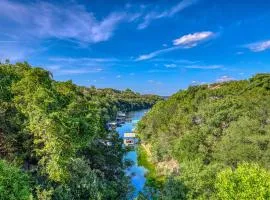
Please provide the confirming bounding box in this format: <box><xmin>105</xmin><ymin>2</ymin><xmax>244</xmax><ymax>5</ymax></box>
<box><xmin>137</xmin><ymin>146</ymin><xmax>164</xmax><ymax>188</ymax></box>
<box><xmin>215</xmin><ymin>163</ymin><xmax>270</xmax><ymax>200</ymax></box>
<box><xmin>178</xmin><ymin>160</ymin><xmax>223</xmax><ymax>199</ymax></box>
<box><xmin>138</xmin><ymin>75</ymin><xmax>270</xmax><ymax>199</ymax></box>
<box><xmin>0</xmin><ymin>159</ymin><xmax>32</xmax><ymax>200</ymax></box>
<box><xmin>53</xmin><ymin>158</ymin><xmax>106</xmax><ymax>200</ymax></box>
<box><xmin>161</xmin><ymin>177</ymin><xmax>187</xmax><ymax>200</ymax></box>
<box><xmin>0</xmin><ymin>62</ymin><xmax>160</xmax><ymax>199</ymax></box>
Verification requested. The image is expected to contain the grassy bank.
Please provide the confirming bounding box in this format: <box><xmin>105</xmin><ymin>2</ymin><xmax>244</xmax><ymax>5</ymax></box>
<box><xmin>137</xmin><ymin>144</ymin><xmax>165</xmax><ymax>189</ymax></box>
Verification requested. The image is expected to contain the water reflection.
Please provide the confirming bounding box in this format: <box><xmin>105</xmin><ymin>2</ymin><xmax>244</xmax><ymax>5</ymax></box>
<box><xmin>116</xmin><ymin>109</ymin><xmax>148</xmax><ymax>196</ymax></box>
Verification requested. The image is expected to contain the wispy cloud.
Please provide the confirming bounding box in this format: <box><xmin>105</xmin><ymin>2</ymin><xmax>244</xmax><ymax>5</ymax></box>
<box><xmin>0</xmin><ymin>41</ymin><xmax>40</xmax><ymax>61</ymax></box>
<box><xmin>236</xmin><ymin>51</ymin><xmax>244</xmax><ymax>55</ymax></box>
<box><xmin>164</xmin><ymin>64</ymin><xmax>177</xmax><ymax>68</ymax></box>
<box><xmin>44</xmin><ymin>56</ymin><xmax>119</xmax><ymax>76</ymax></box>
<box><xmin>191</xmin><ymin>80</ymin><xmax>201</xmax><ymax>85</ymax></box>
<box><xmin>190</xmin><ymin>80</ymin><xmax>207</xmax><ymax>86</ymax></box>
<box><xmin>185</xmin><ymin>65</ymin><xmax>223</xmax><ymax>69</ymax></box>
<box><xmin>245</xmin><ymin>40</ymin><xmax>270</xmax><ymax>52</ymax></box>
<box><xmin>173</xmin><ymin>31</ymin><xmax>215</xmax><ymax>48</ymax></box>
<box><xmin>168</xmin><ymin>0</ymin><xmax>199</xmax><ymax>16</ymax></box>
<box><xmin>216</xmin><ymin>75</ymin><xmax>234</xmax><ymax>82</ymax></box>
<box><xmin>147</xmin><ymin>69</ymin><xmax>175</xmax><ymax>73</ymax></box>
<box><xmin>58</xmin><ymin>68</ymin><xmax>103</xmax><ymax>75</ymax></box>
<box><xmin>0</xmin><ymin>45</ymin><xmax>32</xmax><ymax>61</ymax></box>
<box><xmin>49</xmin><ymin>57</ymin><xmax>118</xmax><ymax>63</ymax></box>
<box><xmin>138</xmin><ymin>0</ymin><xmax>199</xmax><ymax>29</ymax></box>
<box><xmin>0</xmin><ymin>0</ymin><xmax>138</xmax><ymax>44</ymax></box>
<box><xmin>136</xmin><ymin>46</ymin><xmax>180</xmax><ymax>61</ymax></box>
<box><xmin>148</xmin><ymin>80</ymin><xmax>163</xmax><ymax>85</ymax></box>
<box><xmin>46</xmin><ymin>65</ymin><xmax>103</xmax><ymax>75</ymax></box>
<box><xmin>46</xmin><ymin>57</ymin><xmax>118</xmax><ymax>73</ymax></box>
<box><xmin>136</xmin><ymin>31</ymin><xmax>215</xmax><ymax>61</ymax></box>
<box><xmin>149</xmin><ymin>58</ymin><xmax>198</xmax><ymax>64</ymax></box>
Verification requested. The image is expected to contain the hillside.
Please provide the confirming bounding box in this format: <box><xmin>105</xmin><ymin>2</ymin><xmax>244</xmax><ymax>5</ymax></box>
<box><xmin>137</xmin><ymin>74</ymin><xmax>270</xmax><ymax>199</ymax></box>
<box><xmin>0</xmin><ymin>62</ymin><xmax>161</xmax><ymax>200</ymax></box>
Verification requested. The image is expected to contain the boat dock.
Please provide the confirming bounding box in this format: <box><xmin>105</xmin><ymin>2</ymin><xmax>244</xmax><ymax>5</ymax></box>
<box><xmin>124</xmin><ymin>132</ymin><xmax>136</xmax><ymax>146</ymax></box>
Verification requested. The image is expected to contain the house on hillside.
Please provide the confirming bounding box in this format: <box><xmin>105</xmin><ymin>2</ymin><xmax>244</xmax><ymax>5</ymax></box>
<box><xmin>106</xmin><ymin>122</ymin><xmax>117</xmax><ymax>130</ymax></box>
<box><xmin>116</xmin><ymin>111</ymin><xmax>126</xmax><ymax>124</ymax></box>
<box><xmin>117</xmin><ymin>111</ymin><xmax>126</xmax><ymax>117</ymax></box>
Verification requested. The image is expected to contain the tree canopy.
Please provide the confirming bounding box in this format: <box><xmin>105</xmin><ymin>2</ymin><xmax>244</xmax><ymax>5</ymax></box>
<box><xmin>0</xmin><ymin>62</ymin><xmax>161</xmax><ymax>199</ymax></box>
<box><xmin>138</xmin><ymin>74</ymin><xmax>270</xmax><ymax>199</ymax></box>
<box><xmin>0</xmin><ymin>160</ymin><xmax>32</xmax><ymax>200</ymax></box>
<box><xmin>215</xmin><ymin>163</ymin><xmax>270</xmax><ymax>200</ymax></box>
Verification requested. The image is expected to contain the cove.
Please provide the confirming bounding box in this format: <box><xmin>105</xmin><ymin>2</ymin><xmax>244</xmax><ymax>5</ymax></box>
<box><xmin>116</xmin><ymin>109</ymin><xmax>148</xmax><ymax>197</ymax></box>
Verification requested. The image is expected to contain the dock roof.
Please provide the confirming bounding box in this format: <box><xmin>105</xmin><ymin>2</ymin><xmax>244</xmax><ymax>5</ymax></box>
<box><xmin>124</xmin><ymin>132</ymin><xmax>135</xmax><ymax>138</ymax></box>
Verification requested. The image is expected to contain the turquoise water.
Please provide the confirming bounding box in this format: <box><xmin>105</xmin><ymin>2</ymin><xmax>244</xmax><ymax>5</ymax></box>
<box><xmin>116</xmin><ymin>109</ymin><xmax>148</xmax><ymax>197</ymax></box>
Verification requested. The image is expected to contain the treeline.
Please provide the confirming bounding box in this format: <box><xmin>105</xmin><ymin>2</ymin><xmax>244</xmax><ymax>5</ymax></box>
<box><xmin>0</xmin><ymin>62</ymin><xmax>161</xmax><ymax>200</ymax></box>
<box><xmin>84</xmin><ymin>87</ymin><xmax>161</xmax><ymax>122</ymax></box>
<box><xmin>138</xmin><ymin>74</ymin><xmax>270</xmax><ymax>199</ymax></box>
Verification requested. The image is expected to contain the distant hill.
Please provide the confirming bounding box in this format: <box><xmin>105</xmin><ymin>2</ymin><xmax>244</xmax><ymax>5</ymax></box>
<box><xmin>161</xmin><ymin>96</ymin><xmax>170</xmax><ymax>100</ymax></box>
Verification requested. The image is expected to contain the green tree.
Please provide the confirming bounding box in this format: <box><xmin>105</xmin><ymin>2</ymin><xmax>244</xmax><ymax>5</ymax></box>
<box><xmin>215</xmin><ymin>163</ymin><xmax>270</xmax><ymax>200</ymax></box>
<box><xmin>0</xmin><ymin>160</ymin><xmax>32</xmax><ymax>200</ymax></box>
<box><xmin>0</xmin><ymin>62</ymin><xmax>161</xmax><ymax>199</ymax></box>
<box><xmin>161</xmin><ymin>177</ymin><xmax>187</xmax><ymax>200</ymax></box>
<box><xmin>138</xmin><ymin>74</ymin><xmax>270</xmax><ymax>198</ymax></box>
<box><xmin>53</xmin><ymin>158</ymin><xmax>106</xmax><ymax>200</ymax></box>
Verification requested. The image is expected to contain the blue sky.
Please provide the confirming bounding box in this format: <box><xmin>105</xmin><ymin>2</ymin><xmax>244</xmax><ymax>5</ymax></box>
<box><xmin>1</xmin><ymin>0</ymin><xmax>270</xmax><ymax>95</ymax></box>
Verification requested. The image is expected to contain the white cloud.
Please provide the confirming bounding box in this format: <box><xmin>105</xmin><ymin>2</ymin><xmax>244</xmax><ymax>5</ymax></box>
<box><xmin>164</xmin><ymin>64</ymin><xmax>177</xmax><ymax>68</ymax></box>
<box><xmin>185</xmin><ymin>65</ymin><xmax>223</xmax><ymax>69</ymax></box>
<box><xmin>168</xmin><ymin>0</ymin><xmax>198</xmax><ymax>16</ymax></box>
<box><xmin>216</xmin><ymin>75</ymin><xmax>234</xmax><ymax>82</ymax></box>
<box><xmin>116</xmin><ymin>75</ymin><xmax>122</xmax><ymax>78</ymax></box>
<box><xmin>0</xmin><ymin>0</ymin><xmax>137</xmax><ymax>43</ymax></box>
<box><xmin>137</xmin><ymin>12</ymin><xmax>165</xmax><ymax>30</ymax></box>
<box><xmin>138</xmin><ymin>0</ymin><xmax>198</xmax><ymax>29</ymax></box>
<box><xmin>136</xmin><ymin>46</ymin><xmax>180</xmax><ymax>61</ymax></box>
<box><xmin>136</xmin><ymin>31</ymin><xmax>214</xmax><ymax>61</ymax></box>
<box><xmin>173</xmin><ymin>31</ymin><xmax>214</xmax><ymax>47</ymax></box>
<box><xmin>245</xmin><ymin>40</ymin><xmax>270</xmax><ymax>52</ymax></box>
<box><xmin>191</xmin><ymin>80</ymin><xmax>202</xmax><ymax>85</ymax></box>
<box><xmin>136</xmin><ymin>54</ymin><xmax>154</xmax><ymax>61</ymax></box>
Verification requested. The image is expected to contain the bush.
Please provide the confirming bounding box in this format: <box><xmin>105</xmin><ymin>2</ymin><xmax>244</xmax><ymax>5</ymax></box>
<box><xmin>215</xmin><ymin>163</ymin><xmax>270</xmax><ymax>200</ymax></box>
<box><xmin>0</xmin><ymin>160</ymin><xmax>32</xmax><ymax>200</ymax></box>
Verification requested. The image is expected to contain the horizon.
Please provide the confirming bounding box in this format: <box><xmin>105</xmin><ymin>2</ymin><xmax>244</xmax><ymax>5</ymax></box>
<box><xmin>1</xmin><ymin>0</ymin><xmax>270</xmax><ymax>95</ymax></box>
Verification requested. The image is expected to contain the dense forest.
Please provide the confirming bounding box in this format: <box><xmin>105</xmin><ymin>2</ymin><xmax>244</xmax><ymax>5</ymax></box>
<box><xmin>138</xmin><ymin>74</ymin><xmax>270</xmax><ymax>199</ymax></box>
<box><xmin>0</xmin><ymin>61</ymin><xmax>161</xmax><ymax>200</ymax></box>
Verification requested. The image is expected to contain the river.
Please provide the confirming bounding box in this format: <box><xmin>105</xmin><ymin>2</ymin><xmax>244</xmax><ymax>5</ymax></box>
<box><xmin>116</xmin><ymin>109</ymin><xmax>148</xmax><ymax>197</ymax></box>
